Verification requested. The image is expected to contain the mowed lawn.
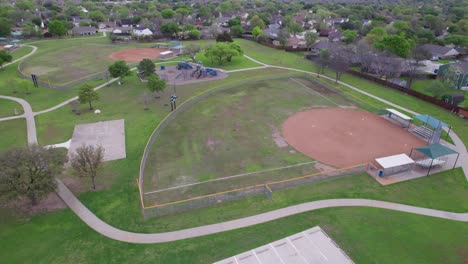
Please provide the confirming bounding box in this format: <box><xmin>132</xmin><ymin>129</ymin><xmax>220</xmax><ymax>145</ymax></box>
<box><xmin>0</xmin><ymin>119</ymin><xmax>27</xmax><ymax>151</ymax></box>
<box><xmin>0</xmin><ymin>99</ymin><xmax>23</xmax><ymax>117</ymax></box>
<box><xmin>9</xmin><ymin>45</ymin><xmax>33</xmax><ymax>61</ymax></box>
<box><xmin>142</xmin><ymin>75</ymin><xmax>356</xmax><ymax>204</ymax></box>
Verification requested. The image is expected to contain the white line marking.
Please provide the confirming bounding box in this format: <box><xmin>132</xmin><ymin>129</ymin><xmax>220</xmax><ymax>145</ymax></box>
<box><xmin>144</xmin><ymin>161</ymin><xmax>317</xmax><ymax>195</ymax></box>
<box><xmin>302</xmin><ymin>231</ymin><xmax>328</xmax><ymax>261</ymax></box>
<box><xmin>269</xmin><ymin>243</ymin><xmax>287</xmax><ymax>264</ymax></box>
<box><xmin>252</xmin><ymin>250</ymin><xmax>264</xmax><ymax>264</ymax></box>
<box><xmin>286</xmin><ymin>237</ymin><xmax>309</xmax><ymax>264</ymax></box>
<box><xmin>289</xmin><ymin>78</ymin><xmax>341</xmax><ymax>107</ymax></box>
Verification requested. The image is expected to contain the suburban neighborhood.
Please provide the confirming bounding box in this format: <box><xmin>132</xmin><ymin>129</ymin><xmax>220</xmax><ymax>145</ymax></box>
<box><xmin>0</xmin><ymin>0</ymin><xmax>467</xmax><ymax>263</ymax></box>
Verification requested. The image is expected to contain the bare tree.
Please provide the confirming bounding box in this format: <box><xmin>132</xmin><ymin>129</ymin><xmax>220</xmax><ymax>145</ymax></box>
<box><xmin>0</xmin><ymin>145</ymin><xmax>67</xmax><ymax>205</ymax></box>
<box><xmin>329</xmin><ymin>44</ymin><xmax>353</xmax><ymax>83</ymax></box>
<box><xmin>356</xmin><ymin>40</ymin><xmax>373</xmax><ymax>73</ymax></box>
<box><xmin>184</xmin><ymin>44</ymin><xmax>201</xmax><ymax>62</ymax></box>
<box><xmin>406</xmin><ymin>47</ymin><xmax>431</xmax><ymax>89</ymax></box>
<box><xmin>70</xmin><ymin>145</ymin><xmax>104</xmax><ymax>190</ymax></box>
<box><xmin>316</xmin><ymin>49</ymin><xmax>330</xmax><ymax>78</ymax></box>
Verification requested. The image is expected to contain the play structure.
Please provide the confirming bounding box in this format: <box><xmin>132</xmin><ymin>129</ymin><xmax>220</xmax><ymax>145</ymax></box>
<box><xmin>175</xmin><ymin>61</ymin><xmax>218</xmax><ymax>80</ymax></box>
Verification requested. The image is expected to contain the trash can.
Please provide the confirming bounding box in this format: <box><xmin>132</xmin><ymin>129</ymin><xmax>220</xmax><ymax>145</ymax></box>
<box><xmin>160</xmin><ymin>65</ymin><xmax>165</xmax><ymax>70</ymax></box>
<box><xmin>378</xmin><ymin>170</ymin><xmax>383</xmax><ymax>177</ymax></box>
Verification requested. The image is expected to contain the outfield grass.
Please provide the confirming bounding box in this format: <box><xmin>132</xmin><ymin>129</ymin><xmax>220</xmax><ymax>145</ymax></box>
<box><xmin>0</xmin><ymin>99</ymin><xmax>23</xmax><ymax>117</ymax></box>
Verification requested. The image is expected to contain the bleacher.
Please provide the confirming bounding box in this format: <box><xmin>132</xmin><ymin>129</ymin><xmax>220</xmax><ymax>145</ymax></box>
<box><xmin>412</xmin><ymin>125</ymin><xmax>434</xmax><ymax>140</ymax></box>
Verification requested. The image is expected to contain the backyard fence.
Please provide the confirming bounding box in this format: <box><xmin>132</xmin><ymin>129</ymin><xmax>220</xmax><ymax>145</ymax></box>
<box><xmin>347</xmin><ymin>70</ymin><xmax>468</xmax><ymax>114</ymax></box>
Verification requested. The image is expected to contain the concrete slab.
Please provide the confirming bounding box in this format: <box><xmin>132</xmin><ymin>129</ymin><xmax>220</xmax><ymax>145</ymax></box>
<box><xmin>68</xmin><ymin>119</ymin><xmax>126</xmax><ymax>162</ymax></box>
<box><xmin>214</xmin><ymin>226</ymin><xmax>353</xmax><ymax>264</ymax></box>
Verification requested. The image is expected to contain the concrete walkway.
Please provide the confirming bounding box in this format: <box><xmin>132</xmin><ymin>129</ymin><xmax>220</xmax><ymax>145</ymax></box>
<box><xmin>0</xmin><ymin>95</ymin><xmax>37</xmax><ymax>144</ymax></box>
<box><xmin>0</xmin><ymin>51</ymin><xmax>467</xmax><ymax>244</ymax></box>
<box><xmin>56</xmin><ymin>178</ymin><xmax>468</xmax><ymax>244</ymax></box>
<box><xmin>2</xmin><ymin>45</ymin><xmax>37</xmax><ymax>68</ymax></box>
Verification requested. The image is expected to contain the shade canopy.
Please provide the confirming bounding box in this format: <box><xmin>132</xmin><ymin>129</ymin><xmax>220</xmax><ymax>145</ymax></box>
<box><xmin>414</xmin><ymin>143</ymin><xmax>458</xmax><ymax>159</ymax></box>
<box><xmin>375</xmin><ymin>154</ymin><xmax>414</xmax><ymax>169</ymax></box>
<box><xmin>414</xmin><ymin>114</ymin><xmax>449</xmax><ymax>129</ymax></box>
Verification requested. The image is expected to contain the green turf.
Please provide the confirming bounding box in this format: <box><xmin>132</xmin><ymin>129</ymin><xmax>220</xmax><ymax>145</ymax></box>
<box><xmin>0</xmin><ymin>119</ymin><xmax>27</xmax><ymax>151</ymax></box>
<box><xmin>0</xmin><ymin>99</ymin><xmax>23</xmax><ymax>117</ymax></box>
<box><xmin>411</xmin><ymin>79</ymin><xmax>468</xmax><ymax>108</ymax></box>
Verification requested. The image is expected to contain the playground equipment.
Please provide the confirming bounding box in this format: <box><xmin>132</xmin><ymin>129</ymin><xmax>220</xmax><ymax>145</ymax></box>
<box><xmin>175</xmin><ymin>61</ymin><xmax>218</xmax><ymax>80</ymax></box>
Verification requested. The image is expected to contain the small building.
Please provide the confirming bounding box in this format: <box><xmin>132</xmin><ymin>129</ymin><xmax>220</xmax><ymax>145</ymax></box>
<box><xmin>419</xmin><ymin>44</ymin><xmax>459</xmax><ymax>60</ymax></box>
<box><xmin>310</xmin><ymin>40</ymin><xmax>330</xmax><ymax>54</ymax></box>
<box><xmin>328</xmin><ymin>29</ymin><xmax>343</xmax><ymax>42</ymax></box>
<box><xmin>133</xmin><ymin>27</ymin><xmax>153</xmax><ymax>36</ymax></box>
<box><xmin>438</xmin><ymin>61</ymin><xmax>468</xmax><ymax>90</ymax></box>
<box><xmin>72</xmin><ymin>26</ymin><xmax>97</xmax><ymax>36</ymax></box>
<box><xmin>112</xmin><ymin>27</ymin><xmax>132</xmax><ymax>35</ymax></box>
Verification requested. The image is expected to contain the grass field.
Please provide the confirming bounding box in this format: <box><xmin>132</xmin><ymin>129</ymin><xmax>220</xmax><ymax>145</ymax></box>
<box><xmin>9</xmin><ymin>46</ymin><xmax>33</xmax><ymax>61</ymax></box>
<box><xmin>0</xmin><ymin>99</ymin><xmax>23</xmax><ymax>117</ymax></box>
<box><xmin>0</xmin><ymin>119</ymin><xmax>27</xmax><ymax>151</ymax></box>
<box><xmin>142</xmin><ymin>75</ymin><xmax>361</xmax><ymax>205</ymax></box>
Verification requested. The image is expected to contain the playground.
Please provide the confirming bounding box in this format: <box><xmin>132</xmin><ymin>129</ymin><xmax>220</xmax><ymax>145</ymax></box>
<box><xmin>155</xmin><ymin>61</ymin><xmax>227</xmax><ymax>85</ymax></box>
<box><xmin>108</xmin><ymin>48</ymin><xmax>170</xmax><ymax>63</ymax></box>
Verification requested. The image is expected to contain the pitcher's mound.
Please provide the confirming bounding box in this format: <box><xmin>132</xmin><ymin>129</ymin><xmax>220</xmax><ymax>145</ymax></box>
<box><xmin>282</xmin><ymin>108</ymin><xmax>425</xmax><ymax>167</ymax></box>
<box><xmin>108</xmin><ymin>48</ymin><xmax>169</xmax><ymax>63</ymax></box>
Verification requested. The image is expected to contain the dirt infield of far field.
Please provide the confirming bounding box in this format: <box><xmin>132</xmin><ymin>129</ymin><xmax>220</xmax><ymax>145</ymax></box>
<box><xmin>282</xmin><ymin>108</ymin><xmax>426</xmax><ymax>168</ymax></box>
<box><xmin>108</xmin><ymin>48</ymin><xmax>170</xmax><ymax>63</ymax></box>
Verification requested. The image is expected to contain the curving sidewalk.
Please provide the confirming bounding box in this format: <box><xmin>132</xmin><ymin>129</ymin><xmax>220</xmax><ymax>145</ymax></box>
<box><xmin>2</xmin><ymin>45</ymin><xmax>38</xmax><ymax>68</ymax></box>
<box><xmin>0</xmin><ymin>52</ymin><xmax>467</xmax><ymax>244</ymax></box>
<box><xmin>56</xmin><ymin>178</ymin><xmax>468</xmax><ymax>244</ymax></box>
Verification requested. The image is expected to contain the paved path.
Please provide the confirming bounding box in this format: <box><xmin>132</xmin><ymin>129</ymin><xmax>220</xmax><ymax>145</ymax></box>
<box><xmin>1</xmin><ymin>51</ymin><xmax>467</xmax><ymax>244</ymax></box>
<box><xmin>2</xmin><ymin>45</ymin><xmax>37</xmax><ymax>68</ymax></box>
<box><xmin>0</xmin><ymin>95</ymin><xmax>37</xmax><ymax>144</ymax></box>
<box><xmin>56</xmin><ymin>178</ymin><xmax>468</xmax><ymax>244</ymax></box>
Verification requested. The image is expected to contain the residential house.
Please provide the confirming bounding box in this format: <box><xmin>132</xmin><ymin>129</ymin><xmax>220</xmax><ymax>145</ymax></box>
<box><xmin>133</xmin><ymin>27</ymin><xmax>153</xmax><ymax>36</ymax></box>
<box><xmin>72</xmin><ymin>26</ymin><xmax>96</xmax><ymax>36</ymax></box>
<box><xmin>328</xmin><ymin>29</ymin><xmax>343</xmax><ymax>42</ymax></box>
<box><xmin>311</xmin><ymin>40</ymin><xmax>330</xmax><ymax>54</ymax></box>
<box><xmin>288</xmin><ymin>36</ymin><xmax>307</xmax><ymax>49</ymax></box>
<box><xmin>112</xmin><ymin>27</ymin><xmax>132</xmax><ymax>35</ymax></box>
<box><xmin>216</xmin><ymin>17</ymin><xmax>230</xmax><ymax>28</ymax></box>
<box><xmin>362</xmin><ymin>19</ymin><xmax>372</xmax><ymax>27</ymax></box>
<box><xmin>119</xmin><ymin>18</ymin><xmax>133</xmax><ymax>28</ymax></box>
<box><xmin>419</xmin><ymin>44</ymin><xmax>459</xmax><ymax>59</ymax></box>
<box><xmin>263</xmin><ymin>24</ymin><xmax>280</xmax><ymax>39</ymax></box>
<box><xmin>438</xmin><ymin>62</ymin><xmax>468</xmax><ymax>90</ymax></box>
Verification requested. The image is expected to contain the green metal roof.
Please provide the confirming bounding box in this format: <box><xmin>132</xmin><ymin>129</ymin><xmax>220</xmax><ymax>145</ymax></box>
<box><xmin>414</xmin><ymin>143</ymin><xmax>458</xmax><ymax>159</ymax></box>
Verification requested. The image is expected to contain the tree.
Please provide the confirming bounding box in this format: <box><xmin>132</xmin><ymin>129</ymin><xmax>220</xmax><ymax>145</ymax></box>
<box><xmin>365</xmin><ymin>27</ymin><xmax>387</xmax><ymax>45</ymax></box>
<box><xmin>375</xmin><ymin>35</ymin><xmax>413</xmax><ymax>58</ymax></box>
<box><xmin>216</xmin><ymin>31</ymin><xmax>233</xmax><ymax>42</ymax></box>
<box><xmin>70</xmin><ymin>145</ymin><xmax>104</xmax><ymax>190</ymax></box>
<box><xmin>205</xmin><ymin>43</ymin><xmax>243</xmax><ymax>65</ymax></box>
<box><xmin>316</xmin><ymin>49</ymin><xmax>330</xmax><ymax>77</ymax></box>
<box><xmin>184</xmin><ymin>44</ymin><xmax>201</xmax><ymax>62</ymax></box>
<box><xmin>277</xmin><ymin>28</ymin><xmax>290</xmax><ymax>48</ymax></box>
<box><xmin>230</xmin><ymin>25</ymin><xmax>244</xmax><ymax>37</ymax></box>
<box><xmin>329</xmin><ymin>44</ymin><xmax>352</xmax><ymax>82</ymax></box>
<box><xmin>342</xmin><ymin>30</ymin><xmax>357</xmax><ymax>44</ymax></box>
<box><xmin>406</xmin><ymin>47</ymin><xmax>431</xmax><ymax>89</ymax></box>
<box><xmin>0</xmin><ymin>145</ymin><xmax>66</xmax><ymax>205</ymax></box>
<box><xmin>0</xmin><ymin>18</ymin><xmax>12</xmax><ymax>37</ymax></box>
<box><xmin>0</xmin><ymin>50</ymin><xmax>13</xmax><ymax>69</ymax></box>
<box><xmin>137</xmin><ymin>59</ymin><xmax>156</xmax><ymax>78</ymax></box>
<box><xmin>425</xmin><ymin>81</ymin><xmax>453</xmax><ymax>99</ymax></box>
<box><xmin>108</xmin><ymin>60</ymin><xmax>130</xmax><ymax>81</ymax></box>
<box><xmin>304</xmin><ymin>32</ymin><xmax>318</xmax><ymax>49</ymax></box>
<box><xmin>160</xmin><ymin>22</ymin><xmax>180</xmax><ymax>36</ymax></box>
<box><xmin>48</xmin><ymin>20</ymin><xmax>68</xmax><ymax>37</ymax></box>
<box><xmin>252</xmin><ymin>26</ymin><xmax>262</xmax><ymax>38</ymax></box>
<box><xmin>424</xmin><ymin>15</ymin><xmax>444</xmax><ymax>36</ymax></box>
<box><xmin>175</xmin><ymin>7</ymin><xmax>190</xmax><ymax>22</ymax></box>
<box><xmin>147</xmin><ymin>73</ymin><xmax>166</xmax><ymax>94</ymax></box>
<box><xmin>228</xmin><ymin>18</ymin><xmax>241</xmax><ymax>27</ymax></box>
<box><xmin>249</xmin><ymin>15</ymin><xmax>265</xmax><ymax>29</ymax></box>
<box><xmin>287</xmin><ymin>21</ymin><xmax>303</xmax><ymax>36</ymax></box>
<box><xmin>189</xmin><ymin>29</ymin><xmax>201</xmax><ymax>39</ymax></box>
<box><xmin>161</xmin><ymin>8</ymin><xmax>175</xmax><ymax>19</ymax></box>
<box><xmin>89</xmin><ymin>10</ymin><xmax>105</xmax><ymax>22</ymax></box>
<box><xmin>78</xmin><ymin>84</ymin><xmax>99</xmax><ymax>110</ymax></box>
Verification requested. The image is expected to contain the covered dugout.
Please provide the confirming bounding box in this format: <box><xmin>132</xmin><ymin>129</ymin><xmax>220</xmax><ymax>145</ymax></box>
<box><xmin>374</xmin><ymin>154</ymin><xmax>415</xmax><ymax>177</ymax></box>
<box><xmin>412</xmin><ymin>114</ymin><xmax>451</xmax><ymax>144</ymax></box>
<box><xmin>410</xmin><ymin>143</ymin><xmax>459</xmax><ymax>175</ymax></box>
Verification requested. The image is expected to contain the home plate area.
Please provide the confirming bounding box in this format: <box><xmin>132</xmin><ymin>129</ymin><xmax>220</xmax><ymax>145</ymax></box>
<box><xmin>67</xmin><ymin>119</ymin><xmax>126</xmax><ymax>162</ymax></box>
<box><xmin>214</xmin><ymin>226</ymin><xmax>353</xmax><ymax>264</ymax></box>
